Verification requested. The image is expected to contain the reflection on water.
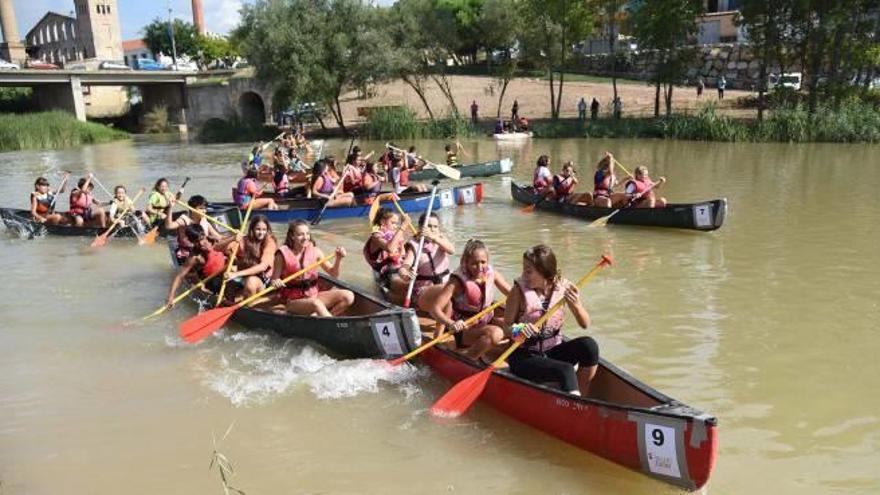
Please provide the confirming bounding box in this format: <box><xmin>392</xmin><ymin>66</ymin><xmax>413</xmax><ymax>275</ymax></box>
<box><xmin>0</xmin><ymin>135</ymin><xmax>878</xmax><ymax>494</ymax></box>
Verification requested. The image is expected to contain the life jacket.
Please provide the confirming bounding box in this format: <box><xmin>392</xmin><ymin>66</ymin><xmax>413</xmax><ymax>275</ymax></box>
<box><xmin>450</xmin><ymin>266</ymin><xmax>495</xmax><ymax>326</ymax></box>
<box><xmin>446</xmin><ymin>153</ymin><xmax>458</xmax><ymax>167</ymax></box>
<box><xmin>201</xmin><ymin>248</ymin><xmax>227</xmax><ymax>278</ymax></box>
<box><xmin>277</xmin><ymin>243</ymin><xmax>320</xmax><ymax>300</ymax></box>
<box><xmin>316</xmin><ymin>171</ymin><xmax>335</xmax><ymax>195</ymax></box>
<box><xmin>234</xmin><ymin>238</ymin><xmax>273</xmax><ymax>278</ymax></box>
<box><xmin>273</xmin><ymin>168</ymin><xmax>289</xmax><ymax>195</ymax></box>
<box><xmin>343</xmin><ymin>166</ymin><xmax>364</xmax><ymax>193</ymax></box>
<box><xmin>235</xmin><ymin>177</ymin><xmax>259</xmax><ymax>209</ymax></box>
<box><xmin>110</xmin><ymin>197</ymin><xmax>134</xmax><ymax>220</ymax></box>
<box><xmin>362</xmin><ymin>172</ymin><xmax>382</xmax><ymax>195</ymax></box>
<box><xmin>32</xmin><ymin>191</ymin><xmax>54</xmax><ymax>215</ymax></box>
<box><xmin>405</xmin><ymin>239</ymin><xmax>450</xmax><ymax>296</ymax></box>
<box><xmin>69</xmin><ymin>190</ymin><xmax>92</xmax><ymax>216</ymax></box>
<box><xmin>626</xmin><ymin>177</ymin><xmax>654</xmax><ymax>197</ymax></box>
<box><xmin>363</xmin><ymin>229</ymin><xmax>403</xmax><ymax>276</ymax></box>
<box><xmin>552</xmin><ymin>175</ymin><xmax>575</xmax><ymax>199</ymax></box>
<box><xmin>398</xmin><ymin>167</ymin><xmax>410</xmax><ymax>188</ymax></box>
<box><xmin>175</xmin><ymin>215</ymin><xmax>211</xmax><ymax>260</ymax></box>
<box><xmin>594</xmin><ymin>169</ymin><xmax>614</xmax><ymax>197</ymax></box>
<box><xmin>514</xmin><ymin>277</ymin><xmax>566</xmax><ymax>354</ymax></box>
<box><xmin>533</xmin><ymin>167</ymin><xmax>551</xmax><ymax>190</ymax></box>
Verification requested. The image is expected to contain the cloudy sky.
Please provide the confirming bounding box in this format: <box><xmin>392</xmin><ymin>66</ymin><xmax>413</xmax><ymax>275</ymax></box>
<box><xmin>10</xmin><ymin>0</ymin><xmax>395</xmax><ymax>41</ymax></box>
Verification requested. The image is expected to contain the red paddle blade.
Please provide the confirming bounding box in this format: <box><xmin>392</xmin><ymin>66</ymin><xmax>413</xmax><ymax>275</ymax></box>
<box><xmin>520</xmin><ymin>203</ymin><xmax>536</xmax><ymax>213</ymax></box>
<box><xmin>90</xmin><ymin>234</ymin><xmax>108</xmax><ymax>248</ymax></box>
<box><xmin>429</xmin><ymin>367</ymin><xmax>494</xmax><ymax>417</ymax></box>
<box><xmin>140</xmin><ymin>227</ymin><xmax>159</xmax><ymax>245</ymax></box>
<box><xmin>178</xmin><ymin>306</ymin><xmax>236</xmax><ymax>343</ymax></box>
<box><xmin>388</xmin><ymin>355</ymin><xmax>408</xmax><ymax>367</ymax></box>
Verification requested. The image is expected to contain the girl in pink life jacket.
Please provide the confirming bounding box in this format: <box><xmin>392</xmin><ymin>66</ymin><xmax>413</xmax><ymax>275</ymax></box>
<box><xmin>624</xmin><ymin>165</ymin><xmax>667</xmax><ymax>208</ymax></box>
<box><xmin>269</xmin><ymin>220</ymin><xmax>354</xmax><ymax>317</ymax></box>
<box><xmin>503</xmin><ymin>244</ymin><xmax>596</xmax><ymax>396</ymax></box>
<box><xmin>551</xmin><ymin>161</ymin><xmax>590</xmax><ymax>205</ymax></box>
<box><xmin>235</xmin><ymin>169</ymin><xmax>279</xmax><ymax>211</ymax></box>
<box><xmin>224</xmin><ymin>215</ymin><xmax>277</xmax><ymax>300</ymax></box>
<box><xmin>532</xmin><ymin>154</ymin><xmax>553</xmax><ymax>193</ymax></box>
<box><xmin>427</xmin><ymin>239</ymin><xmax>512</xmax><ymax>361</ymax></box>
<box><xmin>165</xmin><ymin>195</ymin><xmax>223</xmax><ymax>264</ymax></box>
<box><xmin>363</xmin><ymin>207</ymin><xmax>413</xmax><ymax>293</ymax></box>
<box><xmin>68</xmin><ymin>174</ymin><xmax>107</xmax><ymax>228</ymax></box>
<box><xmin>360</xmin><ymin>160</ymin><xmax>383</xmax><ymax>198</ymax></box>
<box><xmin>310</xmin><ymin>159</ymin><xmax>356</xmax><ymax>207</ymax></box>
<box><xmin>396</xmin><ymin>211</ymin><xmax>456</xmax><ymax>308</ymax></box>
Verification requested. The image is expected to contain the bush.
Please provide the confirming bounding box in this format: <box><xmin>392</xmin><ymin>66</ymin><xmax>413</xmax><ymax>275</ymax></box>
<box><xmin>143</xmin><ymin>105</ymin><xmax>171</xmax><ymax>133</ymax></box>
<box><xmin>0</xmin><ymin>88</ymin><xmax>34</xmax><ymax>113</ymax></box>
<box><xmin>362</xmin><ymin>106</ymin><xmax>476</xmax><ymax>140</ymax></box>
<box><xmin>0</xmin><ymin>111</ymin><xmax>127</xmax><ymax>151</ymax></box>
<box><xmin>198</xmin><ymin>115</ymin><xmax>278</xmax><ymax>143</ymax></box>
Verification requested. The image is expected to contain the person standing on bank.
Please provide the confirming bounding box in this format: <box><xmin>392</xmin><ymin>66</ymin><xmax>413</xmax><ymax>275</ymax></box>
<box><xmin>470</xmin><ymin>100</ymin><xmax>479</xmax><ymax>124</ymax></box>
<box><xmin>590</xmin><ymin>97</ymin><xmax>600</xmax><ymax>120</ymax></box>
<box><xmin>717</xmin><ymin>75</ymin><xmax>726</xmax><ymax>100</ymax></box>
<box><xmin>577</xmin><ymin>98</ymin><xmax>587</xmax><ymax>121</ymax></box>
<box><xmin>697</xmin><ymin>76</ymin><xmax>705</xmax><ymax>97</ymax></box>
<box><xmin>511</xmin><ymin>99</ymin><xmax>520</xmax><ymax>123</ymax></box>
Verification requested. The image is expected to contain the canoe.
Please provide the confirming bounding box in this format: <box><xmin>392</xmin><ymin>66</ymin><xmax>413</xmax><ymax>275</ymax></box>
<box><xmin>169</xmin><ymin>241</ymin><xmax>422</xmax><ymax>358</ymax></box>
<box><xmin>510</xmin><ymin>182</ymin><xmax>727</xmax><ymax>231</ymax></box>
<box><xmin>419</xmin><ymin>337</ymin><xmax>718</xmax><ymax>491</ymax></box>
<box><xmin>494</xmin><ymin>131</ymin><xmax>533</xmax><ymax>141</ymax></box>
<box><xmin>1</xmin><ymin>207</ymin><xmax>239</xmax><ymax>240</ymax></box>
<box><xmin>216</xmin><ymin>183</ymin><xmax>485</xmax><ymax>228</ymax></box>
<box><xmin>409</xmin><ymin>158</ymin><xmax>513</xmax><ymax>182</ymax></box>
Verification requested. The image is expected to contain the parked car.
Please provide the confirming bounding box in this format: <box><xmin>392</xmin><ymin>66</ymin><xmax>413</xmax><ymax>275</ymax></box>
<box><xmin>769</xmin><ymin>72</ymin><xmax>802</xmax><ymax>91</ymax></box>
<box><xmin>170</xmin><ymin>60</ymin><xmax>198</xmax><ymax>72</ymax></box>
<box><xmin>0</xmin><ymin>59</ymin><xmax>20</xmax><ymax>70</ymax></box>
<box><xmin>99</xmin><ymin>60</ymin><xmax>132</xmax><ymax>71</ymax></box>
<box><xmin>134</xmin><ymin>58</ymin><xmax>166</xmax><ymax>71</ymax></box>
<box><xmin>25</xmin><ymin>59</ymin><xmax>60</xmax><ymax>70</ymax></box>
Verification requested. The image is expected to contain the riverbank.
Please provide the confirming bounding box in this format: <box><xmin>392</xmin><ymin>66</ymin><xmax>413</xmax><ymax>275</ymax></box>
<box><xmin>0</xmin><ymin>111</ymin><xmax>128</xmax><ymax>151</ymax></box>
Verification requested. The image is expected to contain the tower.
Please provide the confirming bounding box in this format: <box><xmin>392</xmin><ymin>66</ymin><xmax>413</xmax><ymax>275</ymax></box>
<box><xmin>192</xmin><ymin>0</ymin><xmax>206</xmax><ymax>36</ymax></box>
<box><xmin>0</xmin><ymin>0</ymin><xmax>26</xmax><ymax>63</ymax></box>
<box><xmin>73</xmin><ymin>0</ymin><xmax>122</xmax><ymax>61</ymax></box>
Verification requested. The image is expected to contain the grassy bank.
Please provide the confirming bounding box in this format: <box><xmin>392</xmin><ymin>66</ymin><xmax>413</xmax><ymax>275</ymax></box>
<box><xmin>198</xmin><ymin>117</ymin><xmax>280</xmax><ymax>144</ymax></box>
<box><xmin>532</xmin><ymin>103</ymin><xmax>880</xmax><ymax>143</ymax></box>
<box><xmin>0</xmin><ymin>111</ymin><xmax>128</xmax><ymax>151</ymax></box>
<box><xmin>362</xmin><ymin>106</ymin><xmax>476</xmax><ymax>140</ymax></box>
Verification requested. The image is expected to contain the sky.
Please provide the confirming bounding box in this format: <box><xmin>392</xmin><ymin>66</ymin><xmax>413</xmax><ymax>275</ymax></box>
<box><xmin>10</xmin><ymin>0</ymin><xmax>395</xmax><ymax>41</ymax></box>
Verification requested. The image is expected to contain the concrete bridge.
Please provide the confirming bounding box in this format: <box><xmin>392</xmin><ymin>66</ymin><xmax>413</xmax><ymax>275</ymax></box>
<box><xmin>0</xmin><ymin>69</ymin><xmax>275</xmax><ymax>133</ymax></box>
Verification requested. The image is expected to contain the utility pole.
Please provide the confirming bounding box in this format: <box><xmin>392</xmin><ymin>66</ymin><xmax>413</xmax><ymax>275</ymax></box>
<box><xmin>168</xmin><ymin>1</ymin><xmax>178</xmax><ymax>66</ymax></box>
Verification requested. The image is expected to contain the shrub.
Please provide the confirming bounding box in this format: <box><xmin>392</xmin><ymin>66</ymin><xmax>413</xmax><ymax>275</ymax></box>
<box><xmin>0</xmin><ymin>111</ymin><xmax>127</xmax><ymax>151</ymax></box>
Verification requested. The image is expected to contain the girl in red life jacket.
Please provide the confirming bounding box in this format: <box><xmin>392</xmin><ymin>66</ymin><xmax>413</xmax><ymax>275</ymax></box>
<box><xmin>503</xmin><ymin>244</ymin><xmax>595</xmax><ymax>396</ymax></box>
<box><xmin>269</xmin><ymin>220</ymin><xmax>354</xmax><ymax>317</ymax></box>
<box><xmin>363</xmin><ymin>207</ymin><xmax>414</xmax><ymax>293</ymax></box>
<box><xmin>389</xmin><ymin>154</ymin><xmax>427</xmax><ymax>194</ymax></box>
<box><xmin>624</xmin><ymin>166</ymin><xmax>667</xmax><ymax>208</ymax></box>
<box><xmin>224</xmin><ymin>215</ymin><xmax>277</xmax><ymax>300</ymax></box>
<box><xmin>532</xmin><ymin>154</ymin><xmax>553</xmax><ymax>193</ymax></box>
<box><xmin>360</xmin><ymin>160</ymin><xmax>383</xmax><ymax>197</ymax></box>
<box><xmin>68</xmin><ymin>174</ymin><xmax>107</xmax><ymax>228</ymax></box>
<box><xmin>398</xmin><ymin>211</ymin><xmax>456</xmax><ymax>309</ymax></box>
<box><xmin>592</xmin><ymin>152</ymin><xmax>629</xmax><ymax>208</ymax></box>
<box><xmin>30</xmin><ymin>173</ymin><xmax>69</xmax><ymax>225</ymax></box>
<box><xmin>427</xmin><ymin>239</ymin><xmax>512</xmax><ymax>361</ymax></box>
<box><xmin>234</xmin><ymin>169</ymin><xmax>279</xmax><ymax>211</ymax></box>
<box><xmin>165</xmin><ymin>224</ymin><xmax>237</xmax><ymax>309</ymax></box>
<box><xmin>166</xmin><ymin>194</ymin><xmax>224</xmax><ymax>264</ymax></box>
<box><xmin>310</xmin><ymin>159</ymin><xmax>357</xmax><ymax>207</ymax></box>
<box><xmin>342</xmin><ymin>150</ymin><xmax>365</xmax><ymax>194</ymax></box>
<box><xmin>551</xmin><ymin>161</ymin><xmax>588</xmax><ymax>204</ymax></box>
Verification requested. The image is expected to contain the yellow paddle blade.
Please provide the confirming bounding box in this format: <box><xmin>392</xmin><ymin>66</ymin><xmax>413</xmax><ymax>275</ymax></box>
<box><xmin>368</xmin><ymin>197</ymin><xmax>381</xmax><ymax>226</ymax></box>
<box><xmin>589</xmin><ymin>215</ymin><xmax>611</xmax><ymax>228</ymax></box>
<box><xmin>140</xmin><ymin>227</ymin><xmax>159</xmax><ymax>245</ymax></box>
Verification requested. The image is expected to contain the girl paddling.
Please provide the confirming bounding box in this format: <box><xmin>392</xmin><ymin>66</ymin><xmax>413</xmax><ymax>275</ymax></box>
<box><xmin>399</xmin><ymin>211</ymin><xmax>455</xmax><ymax>308</ymax></box>
<box><xmin>363</xmin><ymin>207</ymin><xmax>413</xmax><ymax>295</ymax></box>
<box><xmin>30</xmin><ymin>173</ymin><xmax>69</xmax><ymax>225</ymax></box>
<box><xmin>68</xmin><ymin>174</ymin><xmax>107</xmax><ymax>228</ymax></box>
<box><xmin>166</xmin><ymin>224</ymin><xmax>236</xmax><ymax>308</ymax></box>
<box><xmin>166</xmin><ymin>195</ymin><xmax>223</xmax><ymax>264</ymax></box>
<box><xmin>224</xmin><ymin>215</ymin><xmax>277</xmax><ymax>299</ymax></box>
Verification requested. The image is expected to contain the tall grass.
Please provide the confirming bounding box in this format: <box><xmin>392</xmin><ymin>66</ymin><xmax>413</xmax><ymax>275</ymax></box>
<box><xmin>363</xmin><ymin>106</ymin><xmax>476</xmax><ymax>140</ymax></box>
<box><xmin>198</xmin><ymin>116</ymin><xmax>278</xmax><ymax>144</ymax></box>
<box><xmin>0</xmin><ymin>111</ymin><xmax>128</xmax><ymax>151</ymax></box>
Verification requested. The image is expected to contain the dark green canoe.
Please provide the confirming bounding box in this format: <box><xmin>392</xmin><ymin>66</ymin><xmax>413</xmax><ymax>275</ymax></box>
<box><xmin>409</xmin><ymin>158</ymin><xmax>512</xmax><ymax>181</ymax></box>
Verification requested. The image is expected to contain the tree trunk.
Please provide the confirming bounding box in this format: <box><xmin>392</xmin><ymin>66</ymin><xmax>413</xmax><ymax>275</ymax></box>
<box><xmin>609</xmin><ymin>15</ymin><xmax>618</xmax><ymax>103</ymax></box>
<box><xmin>497</xmin><ymin>78</ymin><xmax>510</xmax><ymax>119</ymax></box>
<box><xmin>548</xmin><ymin>69</ymin><xmax>557</xmax><ymax>120</ymax></box>
<box><xmin>430</xmin><ymin>73</ymin><xmax>460</xmax><ymax>118</ymax></box>
<box><xmin>654</xmin><ymin>79</ymin><xmax>661</xmax><ymax>117</ymax></box>
<box><xmin>758</xmin><ymin>60</ymin><xmax>767</xmax><ymax>122</ymax></box>
<box><xmin>402</xmin><ymin>75</ymin><xmax>435</xmax><ymax>120</ymax></box>
<box><xmin>332</xmin><ymin>95</ymin><xmax>347</xmax><ymax>132</ymax></box>
<box><xmin>665</xmin><ymin>83</ymin><xmax>673</xmax><ymax>116</ymax></box>
<box><xmin>555</xmin><ymin>71</ymin><xmax>565</xmax><ymax>118</ymax></box>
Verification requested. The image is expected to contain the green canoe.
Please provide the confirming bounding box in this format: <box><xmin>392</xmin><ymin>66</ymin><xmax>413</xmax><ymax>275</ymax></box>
<box><xmin>409</xmin><ymin>158</ymin><xmax>512</xmax><ymax>181</ymax></box>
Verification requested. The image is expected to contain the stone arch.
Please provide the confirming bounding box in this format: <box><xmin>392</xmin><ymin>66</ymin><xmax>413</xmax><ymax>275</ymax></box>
<box><xmin>238</xmin><ymin>91</ymin><xmax>266</xmax><ymax>125</ymax></box>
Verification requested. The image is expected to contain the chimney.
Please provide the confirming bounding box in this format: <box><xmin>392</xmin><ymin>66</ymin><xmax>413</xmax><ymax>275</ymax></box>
<box><xmin>192</xmin><ymin>0</ymin><xmax>205</xmax><ymax>35</ymax></box>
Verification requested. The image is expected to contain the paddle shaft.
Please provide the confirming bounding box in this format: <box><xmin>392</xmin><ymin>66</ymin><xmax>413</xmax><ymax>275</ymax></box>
<box><xmin>144</xmin><ymin>271</ymin><xmax>221</xmax><ymax>320</ymax></box>
<box><xmin>385</xmin><ymin>144</ymin><xmax>461</xmax><ymax>180</ymax></box>
<box><xmin>232</xmin><ymin>253</ymin><xmax>336</xmax><ymax>310</ymax></box>
<box><xmin>47</xmin><ymin>174</ymin><xmax>70</xmax><ymax>213</ymax></box>
<box><xmin>216</xmin><ymin>199</ymin><xmax>256</xmax><ymax>306</ymax></box>
<box><xmin>96</xmin><ymin>188</ymin><xmax>145</xmax><ymax>239</ymax></box>
<box><xmin>598</xmin><ymin>181</ymin><xmax>660</xmax><ymax>224</ymax></box>
<box><xmin>402</xmin><ymin>182</ymin><xmax>440</xmax><ymax>307</ymax></box>
<box><xmin>311</xmin><ymin>164</ymin><xmax>351</xmax><ymax>225</ymax></box>
<box><xmin>174</xmin><ymin>201</ymin><xmax>240</xmax><ymax>234</ymax></box>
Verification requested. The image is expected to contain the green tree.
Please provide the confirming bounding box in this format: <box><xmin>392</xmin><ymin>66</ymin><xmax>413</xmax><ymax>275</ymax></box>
<box><xmin>194</xmin><ymin>35</ymin><xmax>239</xmax><ymax>69</ymax></box>
<box><xmin>590</xmin><ymin>0</ymin><xmax>627</xmax><ymax>116</ymax></box>
<box><xmin>630</xmin><ymin>0</ymin><xmax>702</xmax><ymax>117</ymax></box>
<box><xmin>519</xmin><ymin>0</ymin><xmax>593</xmax><ymax>119</ymax></box>
<box><xmin>480</xmin><ymin>0</ymin><xmax>522</xmax><ymax>118</ymax></box>
<box><xmin>738</xmin><ymin>0</ymin><xmax>794</xmax><ymax>121</ymax></box>
<box><xmin>436</xmin><ymin>0</ymin><xmax>485</xmax><ymax>63</ymax></box>
<box><xmin>142</xmin><ymin>18</ymin><xmax>200</xmax><ymax>59</ymax></box>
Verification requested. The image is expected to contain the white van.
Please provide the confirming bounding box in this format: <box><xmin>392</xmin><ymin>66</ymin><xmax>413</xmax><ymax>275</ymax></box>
<box><xmin>769</xmin><ymin>72</ymin><xmax>802</xmax><ymax>91</ymax></box>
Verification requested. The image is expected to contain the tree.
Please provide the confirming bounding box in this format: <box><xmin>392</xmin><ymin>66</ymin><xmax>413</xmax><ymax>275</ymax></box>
<box><xmin>630</xmin><ymin>0</ymin><xmax>702</xmax><ymax>117</ymax></box>
<box><xmin>194</xmin><ymin>35</ymin><xmax>239</xmax><ymax>69</ymax></box>
<box><xmin>480</xmin><ymin>0</ymin><xmax>523</xmax><ymax>118</ymax></box>
<box><xmin>520</xmin><ymin>0</ymin><xmax>593</xmax><ymax>119</ymax></box>
<box><xmin>591</xmin><ymin>0</ymin><xmax>627</xmax><ymax>117</ymax></box>
<box><xmin>738</xmin><ymin>0</ymin><xmax>794</xmax><ymax>121</ymax></box>
<box><xmin>436</xmin><ymin>0</ymin><xmax>485</xmax><ymax>63</ymax></box>
<box><xmin>142</xmin><ymin>18</ymin><xmax>199</xmax><ymax>59</ymax></box>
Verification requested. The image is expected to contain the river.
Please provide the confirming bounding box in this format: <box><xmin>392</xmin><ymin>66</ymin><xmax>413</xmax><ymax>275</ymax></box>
<box><xmin>0</xmin><ymin>136</ymin><xmax>877</xmax><ymax>494</ymax></box>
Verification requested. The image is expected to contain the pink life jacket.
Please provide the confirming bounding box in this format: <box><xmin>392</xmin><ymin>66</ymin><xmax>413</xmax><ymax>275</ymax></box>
<box><xmin>363</xmin><ymin>229</ymin><xmax>402</xmax><ymax>275</ymax></box>
<box><xmin>450</xmin><ymin>265</ymin><xmax>495</xmax><ymax>326</ymax></box>
<box><xmin>69</xmin><ymin>190</ymin><xmax>92</xmax><ymax>216</ymax></box>
<box><xmin>626</xmin><ymin>177</ymin><xmax>654</xmax><ymax>197</ymax></box>
<box><xmin>552</xmin><ymin>175</ymin><xmax>575</xmax><ymax>199</ymax></box>
<box><xmin>405</xmin><ymin>239</ymin><xmax>450</xmax><ymax>296</ymax></box>
<box><xmin>533</xmin><ymin>166</ymin><xmax>551</xmax><ymax>190</ymax></box>
<box><xmin>514</xmin><ymin>277</ymin><xmax>567</xmax><ymax>354</ymax></box>
<box><xmin>235</xmin><ymin>177</ymin><xmax>258</xmax><ymax>209</ymax></box>
<box><xmin>273</xmin><ymin>169</ymin><xmax>289</xmax><ymax>195</ymax></box>
<box><xmin>278</xmin><ymin>243</ymin><xmax>320</xmax><ymax>300</ymax></box>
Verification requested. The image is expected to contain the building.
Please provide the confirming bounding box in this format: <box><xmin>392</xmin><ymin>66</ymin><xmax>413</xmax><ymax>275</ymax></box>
<box><xmin>25</xmin><ymin>0</ymin><xmax>122</xmax><ymax>65</ymax></box>
<box><xmin>697</xmin><ymin>0</ymin><xmax>745</xmax><ymax>44</ymax></box>
<box><xmin>24</xmin><ymin>12</ymin><xmax>80</xmax><ymax>65</ymax></box>
<box><xmin>123</xmin><ymin>39</ymin><xmax>153</xmax><ymax>68</ymax></box>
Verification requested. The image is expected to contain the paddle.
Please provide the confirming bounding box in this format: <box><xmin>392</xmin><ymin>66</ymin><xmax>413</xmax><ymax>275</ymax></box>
<box><xmin>520</xmin><ymin>175</ymin><xmax>575</xmax><ymax>213</ymax></box>
<box><xmin>91</xmin><ymin>188</ymin><xmax>145</xmax><ymax>247</ymax></box>
<box><xmin>389</xmin><ymin>298</ymin><xmax>507</xmax><ymax>367</ymax></box>
<box><xmin>589</xmin><ymin>181</ymin><xmax>659</xmax><ymax>228</ymax></box>
<box><xmin>310</xmin><ymin>164</ymin><xmax>351</xmax><ymax>226</ymax></box>
<box><xmin>455</xmin><ymin>139</ymin><xmax>471</xmax><ymax>159</ymax></box>
<box><xmin>142</xmin><ymin>271</ymin><xmax>222</xmax><ymax>320</ymax></box>
<box><xmin>215</xmin><ymin>198</ymin><xmax>256</xmax><ymax>306</ymax></box>
<box><xmin>174</xmin><ymin>201</ymin><xmax>241</xmax><ymax>234</ymax></box>
<box><xmin>385</xmin><ymin>143</ymin><xmax>461</xmax><ymax>180</ymax></box>
<box><xmin>402</xmin><ymin>180</ymin><xmax>441</xmax><ymax>308</ymax></box>
<box><xmin>47</xmin><ymin>172</ymin><xmax>70</xmax><ymax>214</ymax></box>
<box><xmin>429</xmin><ymin>255</ymin><xmax>613</xmax><ymax>418</ymax></box>
<box><xmin>179</xmin><ymin>253</ymin><xmax>337</xmax><ymax>344</ymax></box>
<box><xmin>90</xmin><ymin>175</ymin><xmax>147</xmax><ymax>245</ymax></box>
<box><xmin>142</xmin><ymin>177</ymin><xmax>190</xmax><ymax>245</ymax></box>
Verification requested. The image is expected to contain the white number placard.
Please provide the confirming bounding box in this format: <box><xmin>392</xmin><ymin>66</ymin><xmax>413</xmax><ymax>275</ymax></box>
<box><xmin>373</xmin><ymin>320</ymin><xmax>403</xmax><ymax>356</ymax></box>
<box><xmin>438</xmin><ymin>190</ymin><xmax>455</xmax><ymax>208</ymax></box>
<box><xmin>693</xmin><ymin>204</ymin><xmax>713</xmax><ymax>227</ymax></box>
<box><xmin>213</xmin><ymin>215</ymin><xmax>231</xmax><ymax>234</ymax></box>
<box><xmin>458</xmin><ymin>186</ymin><xmax>476</xmax><ymax>205</ymax></box>
<box><xmin>644</xmin><ymin>423</ymin><xmax>681</xmax><ymax>478</ymax></box>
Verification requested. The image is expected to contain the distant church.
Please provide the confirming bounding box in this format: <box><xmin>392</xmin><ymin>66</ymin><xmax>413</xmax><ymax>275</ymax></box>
<box><xmin>25</xmin><ymin>0</ymin><xmax>123</xmax><ymax>65</ymax></box>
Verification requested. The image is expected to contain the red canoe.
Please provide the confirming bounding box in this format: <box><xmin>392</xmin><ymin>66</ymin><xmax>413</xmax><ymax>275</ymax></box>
<box><xmin>420</xmin><ymin>344</ymin><xmax>718</xmax><ymax>490</ymax></box>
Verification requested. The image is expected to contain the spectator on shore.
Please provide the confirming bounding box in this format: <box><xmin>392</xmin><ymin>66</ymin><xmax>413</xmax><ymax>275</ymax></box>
<box><xmin>612</xmin><ymin>96</ymin><xmax>623</xmax><ymax>119</ymax></box>
<box><xmin>697</xmin><ymin>76</ymin><xmax>704</xmax><ymax>97</ymax></box>
<box><xmin>590</xmin><ymin>98</ymin><xmax>600</xmax><ymax>120</ymax></box>
<box><xmin>470</xmin><ymin>100</ymin><xmax>479</xmax><ymax>124</ymax></box>
<box><xmin>578</xmin><ymin>98</ymin><xmax>587</xmax><ymax>121</ymax></box>
<box><xmin>717</xmin><ymin>76</ymin><xmax>726</xmax><ymax>99</ymax></box>
<box><xmin>494</xmin><ymin>119</ymin><xmax>504</xmax><ymax>134</ymax></box>
<box><xmin>512</xmin><ymin>99</ymin><xmax>520</xmax><ymax>123</ymax></box>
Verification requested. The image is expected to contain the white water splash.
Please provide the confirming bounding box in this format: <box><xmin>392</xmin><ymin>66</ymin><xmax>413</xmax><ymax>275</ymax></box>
<box><xmin>305</xmin><ymin>359</ymin><xmax>425</xmax><ymax>400</ymax></box>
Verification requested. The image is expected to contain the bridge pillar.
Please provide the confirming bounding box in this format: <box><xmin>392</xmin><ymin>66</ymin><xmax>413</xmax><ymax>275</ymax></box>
<box><xmin>32</xmin><ymin>76</ymin><xmax>87</xmax><ymax>121</ymax></box>
<box><xmin>141</xmin><ymin>83</ymin><xmax>189</xmax><ymax>134</ymax></box>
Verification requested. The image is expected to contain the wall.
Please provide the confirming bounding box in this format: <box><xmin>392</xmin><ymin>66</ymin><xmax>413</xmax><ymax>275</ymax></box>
<box><xmin>186</xmin><ymin>77</ymin><xmax>274</xmax><ymax>130</ymax></box>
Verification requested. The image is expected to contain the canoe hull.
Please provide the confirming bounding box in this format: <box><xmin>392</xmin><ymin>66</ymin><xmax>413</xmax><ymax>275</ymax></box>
<box><xmin>510</xmin><ymin>182</ymin><xmax>726</xmax><ymax>231</ymax></box>
<box><xmin>408</xmin><ymin>158</ymin><xmax>512</xmax><ymax>182</ymax></box>
<box><xmin>420</xmin><ymin>345</ymin><xmax>718</xmax><ymax>491</ymax></box>
<box><xmin>493</xmin><ymin>132</ymin><xmax>533</xmax><ymax>140</ymax></box>
<box><xmin>0</xmin><ymin>207</ymin><xmax>141</xmax><ymax>239</ymax></box>
<box><xmin>218</xmin><ymin>183</ymin><xmax>484</xmax><ymax>227</ymax></box>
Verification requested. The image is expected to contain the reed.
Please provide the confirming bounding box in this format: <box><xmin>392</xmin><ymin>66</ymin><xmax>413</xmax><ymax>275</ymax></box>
<box><xmin>363</xmin><ymin>106</ymin><xmax>476</xmax><ymax>140</ymax></box>
<box><xmin>0</xmin><ymin>111</ymin><xmax>128</xmax><ymax>151</ymax></box>
<box><xmin>209</xmin><ymin>423</ymin><xmax>246</xmax><ymax>495</ymax></box>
